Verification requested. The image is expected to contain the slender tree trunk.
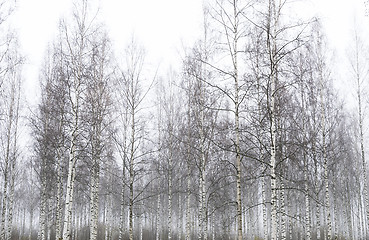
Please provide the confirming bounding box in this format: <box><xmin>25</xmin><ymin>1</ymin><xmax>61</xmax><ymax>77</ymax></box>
<box><xmin>104</xmin><ymin>198</ymin><xmax>108</xmax><ymax>240</ymax></box>
<box><xmin>139</xmin><ymin>214</ymin><xmax>143</xmax><ymax>240</ymax></box>
<box><xmin>119</xmin><ymin>115</ymin><xmax>128</xmax><ymax>240</ymax></box>
<box><xmin>186</xmin><ymin>166</ymin><xmax>191</xmax><ymax>240</ymax></box>
<box><xmin>90</xmin><ymin>124</ymin><xmax>101</xmax><ymax>240</ymax></box>
<box><xmin>269</xmin><ymin>1</ymin><xmax>280</xmax><ymax>239</ymax></box>
<box><xmin>168</xmin><ymin>144</ymin><xmax>173</xmax><ymax>240</ymax></box>
<box><xmin>89</xmin><ymin>158</ymin><xmax>100</xmax><ymax>240</ymax></box>
<box><xmin>360</xmin><ymin>192</ymin><xmax>365</xmax><ymax>239</ymax></box>
<box><xmin>212</xmin><ymin>207</ymin><xmax>215</xmax><ymax>240</ymax></box>
<box><xmin>280</xmin><ymin>180</ymin><xmax>286</xmax><ymax>240</ymax></box>
<box><xmin>333</xmin><ymin>194</ymin><xmax>338</xmax><ymax>239</ymax></box>
<box><xmin>156</xmin><ymin>194</ymin><xmax>161</xmax><ymax>240</ymax></box>
<box><xmin>321</xmin><ymin>78</ymin><xmax>331</xmax><ymax>240</ymax></box>
<box><xmin>55</xmin><ymin>149</ymin><xmax>63</xmax><ymax>240</ymax></box>
<box><xmin>29</xmin><ymin>208</ymin><xmax>33</xmax><ymax>240</ymax></box>
<box><xmin>129</xmin><ymin>109</ymin><xmax>135</xmax><ymax>240</ymax></box>
<box><xmin>262</xmin><ymin>176</ymin><xmax>268</xmax><ymax>240</ymax></box>
<box><xmin>38</xmin><ymin>179</ymin><xmax>47</xmax><ymax>240</ymax></box>
<box><xmin>289</xmin><ymin>207</ymin><xmax>293</xmax><ymax>240</ymax></box>
<box><xmin>62</xmin><ymin>148</ymin><xmax>77</xmax><ymax>240</ymax></box>
<box><xmin>232</xmin><ymin>1</ymin><xmax>243</xmax><ymax>238</ymax></box>
<box><xmin>1</xmin><ymin>90</ymin><xmax>14</xmax><ymax>239</ymax></box>
<box><xmin>119</xmin><ymin>166</ymin><xmax>126</xmax><ymax>240</ymax></box>
<box><xmin>305</xmin><ymin>166</ymin><xmax>311</xmax><ymax>240</ymax></box>
<box><xmin>346</xmin><ymin>184</ymin><xmax>353</xmax><ymax>240</ymax></box>
<box><xmin>106</xmin><ymin>194</ymin><xmax>112</xmax><ymax>240</ymax></box>
<box><xmin>6</xmin><ymin>172</ymin><xmax>15</xmax><ymax>240</ymax></box>
<box><xmin>179</xmin><ymin>194</ymin><xmax>182</xmax><ymax>240</ymax></box>
<box><xmin>355</xmin><ymin>43</ymin><xmax>369</xmax><ymax>238</ymax></box>
<box><xmin>269</xmin><ymin>42</ymin><xmax>278</xmax><ymax>240</ymax></box>
<box><xmin>21</xmin><ymin>208</ymin><xmax>25</xmax><ymax>240</ymax></box>
<box><xmin>198</xmin><ymin>170</ymin><xmax>203</xmax><ymax>240</ymax></box>
<box><xmin>62</xmin><ymin>64</ymin><xmax>80</xmax><ymax>240</ymax></box>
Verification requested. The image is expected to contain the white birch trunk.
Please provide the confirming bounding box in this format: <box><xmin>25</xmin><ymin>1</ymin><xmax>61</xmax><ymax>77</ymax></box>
<box><xmin>305</xmin><ymin>167</ymin><xmax>311</xmax><ymax>240</ymax></box>
<box><xmin>355</xmin><ymin>39</ymin><xmax>369</xmax><ymax>238</ymax></box>
<box><xmin>198</xmin><ymin>176</ymin><xmax>203</xmax><ymax>240</ymax></box>
<box><xmin>317</xmin><ymin>200</ymin><xmax>321</xmax><ymax>240</ymax></box>
<box><xmin>89</xmin><ymin>137</ymin><xmax>100</xmax><ymax>240</ymax></box>
<box><xmin>262</xmin><ymin>176</ymin><xmax>268</xmax><ymax>240</ymax></box>
<box><xmin>55</xmin><ymin>149</ymin><xmax>63</xmax><ymax>240</ymax></box>
<box><xmin>280</xmin><ymin>180</ymin><xmax>286</xmax><ymax>240</ymax></box>
<box><xmin>232</xmin><ymin>3</ymin><xmax>243</xmax><ymax>238</ymax></box>
<box><xmin>6</xmin><ymin>174</ymin><xmax>15</xmax><ymax>240</ymax></box>
<box><xmin>346</xmin><ymin>184</ymin><xmax>353</xmax><ymax>240</ymax></box>
<box><xmin>29</xmin><ymin>209</ymin><xmax>33</xmax><ymax>240</ymax></box>
<box><xmin>38</xmin><ymin>179</ymin><xmax>47</xmax><ymax>240</ymax></box>
<box><xmin>321</xmin><ymin>74</ymin><xmax>332</xmax><ymax>240</ymax></box>
<box><xmin>289</xmin><ymin>208</ymin><xmax>293</xmax><ymax>240</ymax></box>
<box><xmin>156</xmin><ymin>194</ymin><xmax>161</xmax><ymax>240</ymax></box>
<box><xmin>269</xmin><ymin>45</ymin><xmax>278</xmax><ymax>240</ymax></box>
<box><xmin>104</xmin><ymin>200</ymin><xmax>108</xmax><ymax>240</ymax></box>
<box><xmin>7</xmin><ymin>82</ymin><xmax>20</xmax><ymax>240</ymax></box>
<box><xmin>269</xmin><ymin>0</ymin><xmax>280</xmax><ymax>239</ymax></box>
<box><xmin>139</xmin><ymin>212</ymin><xmax>143</xmax><ymax>240</ymax></box>
<box><xmin>186</xmin><ymin>167</ymin><xmax>191</xmax><ymax>240</ymax></box>
<box><xmin>212</xmin><ymin>207</ymin><xmax>215</xmax><ymax>240</ymax></box>
<box><xmin>168</xmin><ymin>150</ymin><xmax>173</xmax><ymax>240</ymax></box>
<box><xmin>89</xmin><ymin>166</ymin><xmax>99</xmax><ymax>240</ymax></box>
<box><xmin>129</xmin><ymin>109</ymin><xmax>135</xmax><ymax>240</ymax></box>
<box><xmin>119</xmin><ymin>114</ymin><xmax>128</xmax><ymax>240</ymax></box>
<box><xmin>20</xmin><ymin>208</ymin><xmax>25</xmax><ymax>240</ymax></box>
<box><xmin>0</xmin><ymin>92</ymin><xmax>14</xmax><ymax>240</ymax></box>
<box><xmin>119</xmin><ymin>166</ymin><xmax>126</xmax><ymax>240</ymax></box>
<box><xmin>179</xmin><ymin>194</ymin><xmax>182</xmax><ymax>240</ymax></box>
<box><xmin>62</xmin><ymin>147</ymin><xmax>77</xmax><ymax>240</ymax></box>
<box><xmin>333</xmin><ymin>195</ymin><xmax>338</xmax><ymax>239</ymax></box>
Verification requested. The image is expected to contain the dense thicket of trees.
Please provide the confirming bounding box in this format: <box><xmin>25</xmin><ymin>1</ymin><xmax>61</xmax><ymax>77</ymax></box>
<box><xmin>1</xmin><ymin>0</ymin><xmax>369</xmax><ymax>240</ymax></box>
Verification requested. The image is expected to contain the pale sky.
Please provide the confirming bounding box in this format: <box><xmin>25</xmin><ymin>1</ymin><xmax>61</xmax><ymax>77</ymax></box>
<box><xmin>11</xmin><ymin>0</ymin><xmax>204</xmax><ymax>105</ymax></box>
<box><xmin>9</xmin><ymin>0</ymin><xmax>369</xmax><ymax>106</ymax></box>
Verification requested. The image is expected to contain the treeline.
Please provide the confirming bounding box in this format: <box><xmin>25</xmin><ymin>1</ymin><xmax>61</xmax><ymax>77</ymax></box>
<box><xmin>1</xmin><ymin>0</ymin><xmax>369</xmax><ymax>240</ymax></box>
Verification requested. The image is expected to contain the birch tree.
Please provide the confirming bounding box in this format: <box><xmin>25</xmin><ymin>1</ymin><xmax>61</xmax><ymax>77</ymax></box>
<box><xmin>33</xmin><ymin>55</ymin><xmax>54</xmax><ymax>240</ymax></box>
<box><xmin>309</xmin><ymin>22</ymin><xmax>333</xmax><ymax>240</ymax></box>
<box><xmin>85</xmin><ymin>30</ymin><xmax>113</xmax><ymax>240</ymax></box>
<box><xmin>0</xmin><ymin>40</ymin><xmax>23</xmax><ymax>240</ymax></box>
<box><xmin>206</xmin><ymin>1</ymin><xmax>253</xmax><ymax>238</ymax></box>
<box><xmin>59</xmin><ymin>1</ymin><xmax>101</xmax><ymax>239</ymax></box>
<box><xmin>347</xmin><ymin>25</ymin><xmax>369</xmax><ymax>238</ymax></box>
<box><xmin>115</xmin><ymin>39</ymin><xmax>154</xmax><ymax>240</ymax></box>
